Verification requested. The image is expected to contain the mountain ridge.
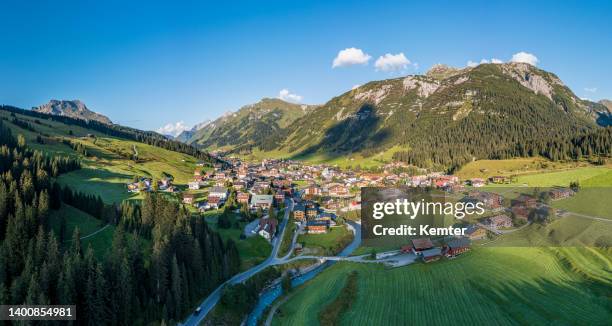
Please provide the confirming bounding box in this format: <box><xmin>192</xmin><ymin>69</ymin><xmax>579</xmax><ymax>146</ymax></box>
<box><xmin>33</xmin><ymin>99</ymin><xmax>112</xmax><ymax>124</ymax></box>
<box><xmin>185</xmin><ymin>62</ymin><xmax>610</xmax><ymax>169</ymax></box>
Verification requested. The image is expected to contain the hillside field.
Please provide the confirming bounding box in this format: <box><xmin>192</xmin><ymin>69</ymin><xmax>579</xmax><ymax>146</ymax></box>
<box><xmin>273</xmin><ymin>247</ymin><xmax>612</xmax><ymax>326</ymax></box>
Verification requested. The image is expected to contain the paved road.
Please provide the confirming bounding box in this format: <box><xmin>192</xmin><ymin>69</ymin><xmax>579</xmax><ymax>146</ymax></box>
<box><xmin>182</xmin><ymin>199</ymin><xmax>294</xmax><ymax>326</ymax></box>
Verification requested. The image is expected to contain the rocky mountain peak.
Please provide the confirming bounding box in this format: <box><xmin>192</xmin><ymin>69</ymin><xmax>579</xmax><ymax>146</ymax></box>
<box><xmin>34</xmin><ymin>99</ymin><xmax>112</xmax><ymax>124</ymax></box>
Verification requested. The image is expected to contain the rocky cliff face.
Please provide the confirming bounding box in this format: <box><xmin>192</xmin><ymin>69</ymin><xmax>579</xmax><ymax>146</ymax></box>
<box><xmin>34</xmin><ymin>100</ymin><xmax>112</xmax><ymax>124</ymax></box>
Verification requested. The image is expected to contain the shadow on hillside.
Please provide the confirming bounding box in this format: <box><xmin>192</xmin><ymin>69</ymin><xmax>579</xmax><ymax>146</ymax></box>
<box><xmin>465</xmin><ymin>272</ymin><xmax>611</xmax><ymax>325</ymax></box>
<box><xmin>596</xmin><ymin>111</ymin><xmax>612</xmax><ymax>127</ymax></box>
<box><xmin>58</xmin><ymin>167</ymin><xmax>136</xmax><ymax>204</ymax></box>
<box><xmin>292</xmin><ymin>104</ymin><xmax>390</xmax><ymax>161</ymax></box>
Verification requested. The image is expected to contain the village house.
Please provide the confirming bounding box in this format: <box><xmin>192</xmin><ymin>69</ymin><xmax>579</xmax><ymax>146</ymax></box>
<box><xmin>182</xmin><ymin>193</ymin><xmax>195</xmax><ymax>205</ymax></box>
<box><xmin>470</xmin><ymin>178</ymin><xmax>485</xmax><ymax>187</ymax></box>
<box><xmin>305</xmin><ymin>206</ymin><xmax>318</xmax><ymax>219</ymax></box>
<box><xmin>468</xmin><ymin>191</ymin><xmax>504</xmax><ymax>211</ymax></box>
<box><xmin>273</xmin><ymin>192</ymin><xmax>285</xmax><ymax>204</ymax></box>
<box><xmin>489</xmin><ymin>175</ymin><xmax>511</xmax><ymax>184</ymax></box>
<box><xmin>306</xmin><ymin>220</ymin><xmax>328</xmax><ymax>234</ymax></box>
<box><xmin>304</xmin><ymin>185</ymin><xmax>322</xmax><ymax>197</ymax></box>
<box><xmin>327</xmin><ymin>183</ymin><xmax>350</xmax><ymax>197</ymax></box>
<box><xmin>158</xmin><ymin>177</ymin><xmax>173</xmax><ymax>190</ymax></box>
<box><xmin>293</xmin><ymin>204</ymin><xmax>306</xmax><ymax>222</ymax></box>
<box><xmin>257</xmin><ymin>218</ymin><xmax>278</xmax><ymax>241</ymax></box>
<box><xmin>549</xmin><ymin>188</ymin><xmax>575</xmax><ymax>200</ymax></box>
<box><xmin>233</xmin><ymin>181</ymin><xmax>246</xmax><ymax>190</ymax></box>
<box><xmin>127</xmin><ymin>177</ymin><xmax>153</xmax><ymax>193</ymax></box>
<box><xmin>445</xmin><ymin>238</ymin><xmax>471</xmax><ymax>257</ymax></box>
<box><xmin>514</xmin><ymin>194</ymin><xmax>537</xmax><ymax>208</ymax></box>
<box><xmin>208</xmin><ymin>196</ymin><xmax>223</xmax><ymax>209</ymax></box>
<box><xmin>237</xmin><ymin>192</ymin><xmax>250</xmax><ymax>204</ymax></box>
<box><xmin>208</xmin><ymin>186</ymin><xmax>228</xmax><ymax>200</ymax></box>
<box><xmin>511</xmin><ymin>206</ymin><xmax>530</xmax><ymax>222</ymax></box>
<box><xmin>483</xmin><ymin>214</ymin><xmax>513</xmax><ymax>229</ymax></box>
<box><xmin>464</xmin><ymin>225</ymin><xmax>487</xmax><ymax>240</ymax></box>
<box><xmin>250</xmin><ymin>194</ymin><xmax>273</xmax><ymax>209</ymax></box>
<box><xmin>188</xmin><ymin>181</ymin><xmax>201</xmax><ymax>190</ymax></box>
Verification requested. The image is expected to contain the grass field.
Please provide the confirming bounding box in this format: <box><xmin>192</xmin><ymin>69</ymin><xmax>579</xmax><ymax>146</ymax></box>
<box><xmin>297</xmin><ymin>225</ymin><xmax>353</xmax><ymax>256</ymax></box>
<box><xmin>279</xmin><ymin>221</ymin><xmax>297</xmax><ymax>257</ymax></box>
<box><xmin>48</xmin><ymin>204</ymin><xmax>125</xmax><ymax>259</ymax></box>
<box><xmin>56</xmin><ymin>136</ymin><xmax>203</xmax><ymax>204</ymax></box>
<box><xmin>514</xmin><ymin>166</ymin><xmax>611</xmax><ymax>187</ymax></box>
<box><xmin>454</xmin><ymin>157</ymin><xmax>595</xmax><ymax>180</ymax></box>
<box><xmin>204</xmin><ymin>210</ymin><xmax>272</xmax><ymax>271</ymax></box>
<box><xmin>273</xmin><ymin>247</ymin><xmax>612</xmax><ymax>325</ymax></box>
<box><xmin>274</xmin><ymin>163</ymin><xmax>612</xmax><ymax>325</ymax></box>
<box><xmin>238</xmin><ymin>145</ymin><xmax>405</xmax><ymax>169</ymax></box>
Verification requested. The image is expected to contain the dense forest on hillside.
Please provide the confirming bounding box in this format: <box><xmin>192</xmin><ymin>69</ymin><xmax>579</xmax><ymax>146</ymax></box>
<box><xmin>186</xmin><ymin>63</ymin><xmax>611</xmax><ymax>171</ymax></box>
<box><xmin>0</xmin><ymin>105</ymin><xmax>218</xmax><ymax>164</ymax></box>
<box><xmin>0</xmin><ymin>120</ymin><xmax>240</xmax><ymax>325</ymax></box>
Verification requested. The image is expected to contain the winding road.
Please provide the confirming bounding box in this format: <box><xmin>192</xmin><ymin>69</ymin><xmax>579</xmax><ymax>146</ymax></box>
<box><xmin>182</xmin><ymin>199</ymin><xmax>294</xmax><ymax>326</ymax></box>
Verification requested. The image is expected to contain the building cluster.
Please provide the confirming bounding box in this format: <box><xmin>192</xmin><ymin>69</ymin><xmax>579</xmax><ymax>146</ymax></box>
<box><xmin>126</xmin><ymin>176</ymin><xmax>176</xmax><ymax>193</ymax></box>
<box><xmin>401</xmin><ymin>237</ymin><xmax>472</xmax><ymax>263</ymax></box>
<box><xmin>292</xmin><ymin>201</ymin><xmax>338</xmax><ymax>234</ymax></box>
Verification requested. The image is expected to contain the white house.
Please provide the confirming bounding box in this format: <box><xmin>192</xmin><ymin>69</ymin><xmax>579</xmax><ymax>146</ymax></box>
<box><xmin>208</xmin><ymin>186</ymin><xmax>228</xmax><ymax>200</ymax></box>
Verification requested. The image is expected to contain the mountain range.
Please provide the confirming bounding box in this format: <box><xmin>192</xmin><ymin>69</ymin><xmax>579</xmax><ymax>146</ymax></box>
<box><xmin>179</xmin><ymin>98</ymin><xmax>317</xmax><ymax>151</ymax></box>
<box><xmin>181</xmin><ymin>62</ymin><xmax>611</xmax><ymax>168</ymax></box>
<box><xmin>34</xmin><ymin>99</ymin><xmax>112</xmax><ymax>124</ymax></box>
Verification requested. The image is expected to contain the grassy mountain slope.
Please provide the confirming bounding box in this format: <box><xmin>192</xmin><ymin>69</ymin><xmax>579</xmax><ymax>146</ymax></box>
<box><xmin>187</xmin><ymin>98</ymin><xmax>316</xmax><ymax>151</ymax></box>
<box><xmin>192</xmin><ymin>63</ymin><xmax>610</xmax><ymax>169</ymax></box>
<box><xmin>0</xmin><ymin>106</ymin><xmax>210</xmax><ymax>203</ymax></box>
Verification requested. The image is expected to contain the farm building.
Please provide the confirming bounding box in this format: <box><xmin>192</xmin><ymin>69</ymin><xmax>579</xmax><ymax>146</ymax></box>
<box><xmin>411</xmin><ymin>238</ymin><xmax>434</xmax><ymax>254</ymax></box>
<box><xmin>421</xmin><ymin>248</ymin><xmax>442</xmax><ymax>263</ymax></box>
<box><xmin>445</xmin><ymin>238</ymin><xmax>471</xmax><ymax>257</ymax></box>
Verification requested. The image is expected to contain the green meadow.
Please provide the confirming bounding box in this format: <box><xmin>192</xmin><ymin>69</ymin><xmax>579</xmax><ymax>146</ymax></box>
<box><xmin>273</xmin><ymin>247</ymin><xmax>612</xmax><ymax>326</ymax></box>
<box><xmin>297</xmin><ymin>225</ymin><xmax>353</xmax><ymax>256</ymax></box>
<box><xmin>203</xmin><ymin>210</ymin><xmax>272</xmax><ymax>271</ymax></box>
<box><xmin>274</xmin><ymin>164</ymin><xmax>612</xmax><ymax>325</ymax></box>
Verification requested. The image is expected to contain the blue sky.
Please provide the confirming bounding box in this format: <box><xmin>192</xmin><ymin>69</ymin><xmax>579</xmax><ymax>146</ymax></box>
<box><xmin>1</xmin><ymin>0</ymin><xmax>610</xmax><ymax>134</ymax></box>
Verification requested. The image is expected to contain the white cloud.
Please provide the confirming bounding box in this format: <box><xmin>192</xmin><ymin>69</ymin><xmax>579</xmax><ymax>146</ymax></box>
<box><xmin>468</xmin><ymin>58</ymin><xmax>504</xmax><ymax>67</ymax></box>
<box><xmin>332</xmin><ymin>47</ymin><xmax>371</xmax><ymax>68</ymax></box>
<box><xmin>467</xmin><ymin>60</ymin><xmax>478</xmax><ymax>67</ymax></box>
<box><xmin>510</xmin><ymin>51</ymin><xmax>539</xmax><ymax>66</ymax></box>
<box><xmin>278</xmin><ymin>89</ymin><xmax>303</xmax><ymax>103</ymax></box>
<box><xmin>584</xmin><ymin>87</ymin><xmax>597</xmax><ymax>93</ymax></box>
<box><xmin>157</xmin><ymin>121</ymin><xmax>190</xmax><ymax>137</ymax></box>
<box><xmin>374</xmin><ymin>53</ymin><xmax>411</xmax><ymax>72</ymax></box>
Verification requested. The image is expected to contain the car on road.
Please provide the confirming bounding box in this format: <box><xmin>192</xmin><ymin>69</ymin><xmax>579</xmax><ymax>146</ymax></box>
<box><xmin>194</xmin><ymin>307</ymin><xmax>201</xmax><ymax>315</ymax></box>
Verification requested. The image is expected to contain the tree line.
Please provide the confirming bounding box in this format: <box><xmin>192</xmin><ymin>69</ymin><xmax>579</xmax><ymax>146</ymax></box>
<box><xmin>0</xmin><ymin>119</ymin><xmax>241</xmax><ymax>325</ymax></box>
